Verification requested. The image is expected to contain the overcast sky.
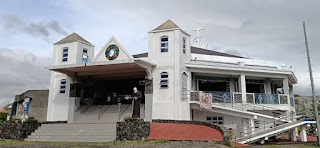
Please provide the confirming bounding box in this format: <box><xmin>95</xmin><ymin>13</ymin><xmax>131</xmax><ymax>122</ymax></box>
<box><xmin>0</xmin><ymin>0</ymin><xmax>319</xmax><ymax>108</ymax></box>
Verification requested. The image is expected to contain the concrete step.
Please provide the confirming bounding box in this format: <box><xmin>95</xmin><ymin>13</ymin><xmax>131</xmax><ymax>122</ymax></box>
<box><xmin>31</xmin><ymin>132</ymin><xmax>115</xmax><ymax>136</ymax></box>
<box><xmin>25</xmin><ymin>123</ymin><xmax>117</xmax><ymax>142</ymax></box>
<box><xmin>40</xmin><ymin>123</ymin><xmax>116</xmax><ymax>127</ymax></box>
<box><xmin>33</xmin><ymin>129</ymin><xmax>116</xmax><ymax>133</ymax></box>
<box><xmin>37</xmin><ymin>127</ymin><xmax>116</xmax><ymax>131</ymax></box>
<box><xmin>28</xmin><ymin>135</ymin><xmax>115</xmax><ymax>139</ymax></box>
<box><xmin>25</xmin><ymin>138</ymin><xmax>114</xmax><ymax>142</ymax></box>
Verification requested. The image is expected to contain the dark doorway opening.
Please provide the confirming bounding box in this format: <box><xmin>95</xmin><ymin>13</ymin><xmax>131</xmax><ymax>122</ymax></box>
<box><xmin>80</xmin><ymin>78</ymin><xmax>145</xmax><ymax>105</ymax></box>
<box><xmin>198</xmin><ymin>80</ymin><xmax>228</xmax><ymax>92</ymax></box>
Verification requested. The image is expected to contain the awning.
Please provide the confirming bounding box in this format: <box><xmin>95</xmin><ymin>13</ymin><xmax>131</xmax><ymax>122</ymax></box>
<box><xmin>46</xmin><ymin>59</ymin><xmax>156</xmax><ymax>80</ymax></box>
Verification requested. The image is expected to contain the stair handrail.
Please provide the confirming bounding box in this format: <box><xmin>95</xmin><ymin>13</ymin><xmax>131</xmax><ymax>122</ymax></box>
<box><xmin>98</xmin><ymin>105</ymin><xmax>109</xmax><ymax>120</ymax></box>
<box><xmin>118</xmin><ymin>104</ymin><xmax>129</xmax><ymax>121</ymax></box>
<box><xmin>231</xmin><ymin>110</ymin><xmax>310</xmax><ymax>142</ymax></box>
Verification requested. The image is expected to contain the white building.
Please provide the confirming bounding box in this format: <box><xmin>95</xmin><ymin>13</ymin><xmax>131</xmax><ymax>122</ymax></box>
<box><xmin>46</xmin><ymin>20</ymin><xmax>312</xmax><ymax>144</ymax></box>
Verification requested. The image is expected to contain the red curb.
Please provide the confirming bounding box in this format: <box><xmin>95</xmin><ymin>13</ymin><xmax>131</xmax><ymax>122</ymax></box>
<box><xmin>147</xmin><ymin>123</ymin><xmax>223</xmax><ymax>141</ymax></box>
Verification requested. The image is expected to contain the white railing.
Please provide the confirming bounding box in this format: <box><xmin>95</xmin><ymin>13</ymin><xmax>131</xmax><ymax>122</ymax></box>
<box><xmin>184</xmin><ymin>90</ymin><xmax>291</xmax><ymax>106</ymax></box>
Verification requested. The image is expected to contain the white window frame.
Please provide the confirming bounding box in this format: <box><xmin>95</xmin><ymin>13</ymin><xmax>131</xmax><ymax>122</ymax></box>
<box><xmin>62</xmin><ymin>48</ymin><xmax>68</xmax><ymax>62</ymax></box>
<box><xmin>207</xmin><ymin>116</ymin><xmax>223</xmax><ymax>125</ymax></box>
<box><xmin>182</xmin><ymin>72</ymin><xmax>187</xmax><ymax>90</ymax></box>
<box><xmin>160</xmin><ymin>72</ymin><xmax>169</xmax><ymax>88</ymax></box>
<box><xmin>182</xmin><ymin>37</ymin><xmax>186</xmax><ymax>54</ymax></box>
<box><xmin>60</xmin><ymin>79</ymin><xmax>67</xmax><ymax>94</ymax></box>
<box><xmin>160</xmin><ymin>36</ymin><xmax>168</xmax><ymax>52</ymax></box>
<box><xmin>82</xmin><ymin>48</ymin><xmax>88</xmax><ymax>63</ymax></box>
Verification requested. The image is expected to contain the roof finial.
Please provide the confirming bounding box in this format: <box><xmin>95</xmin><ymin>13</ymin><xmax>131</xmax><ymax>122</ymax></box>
<box><xmin>193</xmin><ymin>25</ymin><xmax>208</xmax><ymax>49</ymax></box>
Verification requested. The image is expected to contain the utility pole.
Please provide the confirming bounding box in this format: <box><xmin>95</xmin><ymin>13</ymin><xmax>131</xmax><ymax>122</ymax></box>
<box><xmin>303</xmin><ymin>21</ymin><xmax>320</xmax><ymax>146</ymax></box>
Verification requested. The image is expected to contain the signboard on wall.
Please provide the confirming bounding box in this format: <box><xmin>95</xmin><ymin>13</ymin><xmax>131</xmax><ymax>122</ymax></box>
<box><xmin>200</xmin><ymin>93</ymin><xmax>212</xmax><ymax>109</ymax></box>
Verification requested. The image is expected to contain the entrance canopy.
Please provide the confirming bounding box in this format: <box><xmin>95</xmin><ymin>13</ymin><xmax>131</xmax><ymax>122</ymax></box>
<box><xmin>46</xmin><ymin>59</ymin><xmax>155</xmax><ymax>80</ymax></box>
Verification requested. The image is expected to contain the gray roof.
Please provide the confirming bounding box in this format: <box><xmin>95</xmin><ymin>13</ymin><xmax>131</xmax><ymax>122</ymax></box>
<box><xmin>133</xmin><ymin>46</ymin><xmax>245</xmax><ymax>58</ymax></box>
<box><xmin>190</xmin><ymin>46</ymin><xmax>244</xmax><ymax>58</ymax></box>
<box><xmin>152</xmin><ymin>19</ymin><xmax>180</xmax><ymax>31</ymax></box>
<box><xmin>54</xmin><ymin>33</ymin><xmax>92</xmax><ymax>45</ymax></box>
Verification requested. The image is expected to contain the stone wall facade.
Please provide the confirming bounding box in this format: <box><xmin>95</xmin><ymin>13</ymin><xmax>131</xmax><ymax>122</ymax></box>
<box><xmin>0</xmin><ymin>123</ymin><xmax>41</xmax><ymax>140</ymax></box>
<box><xmin>116</xmin><ymin>122</ymin><xmax>150</xmax><ymax>141</ymax></box>
<box><xmin>152</xmin><ymin>120</ymin><xmax>230</xmax><ymax>143</ymax></box>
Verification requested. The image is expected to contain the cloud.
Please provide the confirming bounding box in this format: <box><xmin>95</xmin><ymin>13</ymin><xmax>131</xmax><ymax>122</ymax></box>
<box><xmin>66</xmin><ymin>0</ymin><xmax>320</xmax><ymax>96</ymax></box>
<box><xmin>0</xmin><ymin>14</ymin><xmax>68</xmax><ymax>41</ymax></box>
<box><xmin>0</xmin><ymin>48</ymin><xmax>51</xmax><ymax>108</ymax></box>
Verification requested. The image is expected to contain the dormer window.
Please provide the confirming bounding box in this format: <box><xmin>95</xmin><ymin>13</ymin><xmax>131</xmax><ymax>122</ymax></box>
<box><xmin>83</xmin><ymin>49</ymin><xmax>88</xmax><ymax>63</ymax></box>
<box><xmin>62</xmin><ymin>48</ymin><xmax>68</xmax><ymax>62</ymax></box>
<box><xmin>183</xmin><ymin>37</ymin><xmax>186</xmax><ymax>54</ymax></box>
<box><xmin>160</xmin><ymin>72</ymin><xmax>169</xmax><ymax>88</ymax></box>
<box><xmin>160</xmin><ymin>36</ymin><xmax>168</xmax><ymax>52</ymax></box>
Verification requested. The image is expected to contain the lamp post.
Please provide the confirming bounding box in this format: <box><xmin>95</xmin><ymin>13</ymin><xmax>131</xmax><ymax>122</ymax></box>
<box><xmin>303</xmin><ymin>21</ymin><xmax>320</xmax><ymax>146</ymax></box>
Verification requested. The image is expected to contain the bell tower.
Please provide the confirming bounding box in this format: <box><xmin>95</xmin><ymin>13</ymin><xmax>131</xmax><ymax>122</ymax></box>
<box><xmin>148</xmin><ymin>19</ymin><xmax>191</xmax><ymax>120</ymax></box>
<box><xmin>47</xmin><ymin>33</ymin><xmax>94</xmax><ymax>121</ymax></box>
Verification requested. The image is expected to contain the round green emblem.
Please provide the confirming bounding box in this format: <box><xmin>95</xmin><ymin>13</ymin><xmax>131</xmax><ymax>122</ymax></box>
<box><xmin>105</xmin><ymin>44</ymin><xmax>119</xmax><ymax>60</ymax></box>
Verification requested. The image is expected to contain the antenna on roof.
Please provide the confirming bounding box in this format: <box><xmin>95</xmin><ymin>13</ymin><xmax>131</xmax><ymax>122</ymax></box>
<box><xmin>193</xmin><ymin>25</ymin><xmax>208</xmax><ymax>49</ymax></box>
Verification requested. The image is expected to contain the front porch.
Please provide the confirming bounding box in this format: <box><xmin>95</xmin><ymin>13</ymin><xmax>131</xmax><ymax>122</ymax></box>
<box><xmin>47</xmin><ymin>59</ymin><xmax>155</xmax><ymax>123</ymax></box>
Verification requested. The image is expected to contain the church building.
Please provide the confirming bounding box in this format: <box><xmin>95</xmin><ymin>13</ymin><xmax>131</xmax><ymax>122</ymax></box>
<box><xmin>46</xmin><ymin>19</ymin><xmax>304</xmax><ymax>143</ymax></box>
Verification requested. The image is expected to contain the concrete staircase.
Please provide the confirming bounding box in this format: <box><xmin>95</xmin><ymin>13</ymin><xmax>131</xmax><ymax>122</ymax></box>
<box><xmin>25</xmin><ymin>123</ymin><xmax>116</xmax><ymax>142</ymax></box>
<box><xmin>75</xmin><ymin>104</ymin><xmax>145</xmax><ymax>123</ymax></box>
<box><xmin>237</xmin><ymin>121</ymin><xmax>316</xmax><ymax>144</ymax></box>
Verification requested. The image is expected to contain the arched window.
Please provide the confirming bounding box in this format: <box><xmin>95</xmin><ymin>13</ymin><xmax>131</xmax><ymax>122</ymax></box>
<box><xmin>60</xmin><ymin>79</ymin><xmax>67</xmax><ymax>94</ymax></box>
<box><xmin>182</xmin><ymin>37</ymin><xmax>186</xmax><ymax>54</ymax></box>
<box><xmin>160</xmin><ymin>36</ymin><xmax>168</xmax><ymax>52</ymax></box>
<box><xmin>182</xmin><ymin>72</ymin><xmax>188</xmax><ymax>90</ymax></box>
<box><xmin>160</xmin><ymin>72</ymin><xmax>169</xmax><ymax>88</ymax></box>
<box><xmin>62</xmin><ymin>48</ymin><xmax>68</xmax><ymax>62</ymax></box>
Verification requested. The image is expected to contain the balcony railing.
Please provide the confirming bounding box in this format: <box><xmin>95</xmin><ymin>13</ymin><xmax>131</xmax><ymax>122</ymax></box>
<box><xmin>187</xmin><ymin>90</ymin><xmax>292</xmax><ymax>106</ymax></box>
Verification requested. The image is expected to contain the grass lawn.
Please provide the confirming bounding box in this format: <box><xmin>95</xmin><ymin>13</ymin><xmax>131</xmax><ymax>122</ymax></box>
<box><xmin>0</xmin><ymin>140</ymin><xmax>318</xmax><ymax>148</ymax></box>
<box><xmin>0</xmin><ymin>139</ymin><xmax>170</xmax><ymax>147</ymax></box>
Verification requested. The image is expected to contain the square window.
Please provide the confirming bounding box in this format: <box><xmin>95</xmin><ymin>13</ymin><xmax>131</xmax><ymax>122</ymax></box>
<box><xmin>61</xmin><ymin>81</ymin><xmax>66</xmax><ymax>85</ymax></box>
<box><xmin>63</xmin><ymin>53</ymin><xmax>68</xmax><ymax>57</ymax></box>
<box><xmin>63</xmin><ymin>48</ymin><xmax>68</xmax><ymax>52</ymax></box>
<box><xmin>218</xmin><ymin>117</ymin><xmax>223</xmax><ymax>120</ymax></box>
<box><xmin>60</xmin><ymin>86</ymin><xmax>66</xmax><ymax>89</ymax></box>
<box><xmin>207</xmin><ymin>117</ymin><xmax>211</xmax><ymax>120</ymax></box>
<box><xmin>60</xmin><ymin>90</ymin><xmax>65</xmax><ymax>94</ymax></box>
<box><xmin>161</xmin><ymin>37</ymin><xmax>168</xmax><ymax>42</ymax></box>
<box><xmin>83</xmin><ymin>49</ymin><xmax>87</xmax><ymax>53</ymax></box>
<box><xmin>161</xmin><ymin>74</ymin><xmax>168</xmax><ymax>78</ymax></box>
<box><xmin>161</xmin><ymin>43</ymin><xmax>168</xmax><ymax>47</ymax></box>
<box><xmin>161</xmin><ymin>48</ymin><xmax>168</xmax><ymax>52</ymax></box>
<box><xmin>212</xmin><ymin>117</ymin><xmax>217</xmax><ymax>120</ymax></box>
<box><xmin>160</xmin><ymin>85</ymin><xmax>168</xmax><ymax>88</ymax></box>
<box><xmin>218</xmin><ymin>122</ymin><xmax>223</xmax><ymax>125</ymax></box>
<box><xmin>62</xmin><ymin>58</ymin><xmax>67</xmax><ymax>62</ymax></box>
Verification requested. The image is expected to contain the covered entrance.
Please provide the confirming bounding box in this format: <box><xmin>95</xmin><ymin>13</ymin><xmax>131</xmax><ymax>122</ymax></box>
<box><xmin>47</xmin><ymin>59</ymin><xmax>154</xmax><ymax>123</ymax></box>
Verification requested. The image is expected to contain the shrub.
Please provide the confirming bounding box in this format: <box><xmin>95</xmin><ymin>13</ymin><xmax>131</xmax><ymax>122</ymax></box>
<box><xmin>124</xmin><ymin>116</ymin><xmax>144</xmax><ymax>122</ymax></box>
<box><xmin>0</xmin><ymin>112</ymin><xmax>7</xmax><ymax>124</ymax></box>
<box><xmin>8</xmin><ymin>118</ymin><xmax>38</xmax><ymax>123</ymax></box>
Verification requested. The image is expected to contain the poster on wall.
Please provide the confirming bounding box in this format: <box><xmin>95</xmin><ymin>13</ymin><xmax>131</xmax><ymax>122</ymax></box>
<box><xmin>200</xmin><ymin>93</ymin><xmax>212</xmax><ymax>109</ymax></box>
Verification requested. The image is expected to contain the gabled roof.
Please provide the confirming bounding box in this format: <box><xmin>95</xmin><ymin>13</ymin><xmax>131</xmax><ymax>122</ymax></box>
<box><xmin>54</xmin><ymin>33</ymin><xmax>93</xmax><ymax>45</ymax></box>
<box><xmin>133</xmin><ymin>46</ymin><xmax>245</xmax><ymax>58</ymax></box>
<box><xmin>152</xmin><ymin>19</ymin><xmax>180</xmax><ymax>31</ymax></box>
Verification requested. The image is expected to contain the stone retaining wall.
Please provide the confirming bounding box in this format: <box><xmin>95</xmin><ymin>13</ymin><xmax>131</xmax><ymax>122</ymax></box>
<box><xmin>152</xmin><ymin>120</ymin><xmax>230</xmax><ymax>143</ymax></box>
<box><xmin>0</xmin><ymin>123</ymin><xmax>41</xmax><ymax>140</ymax></box>
<box><xmin>116</xmin><ymin>122</ymin><xmax>150</xmax><ymax>141</ymax></box>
